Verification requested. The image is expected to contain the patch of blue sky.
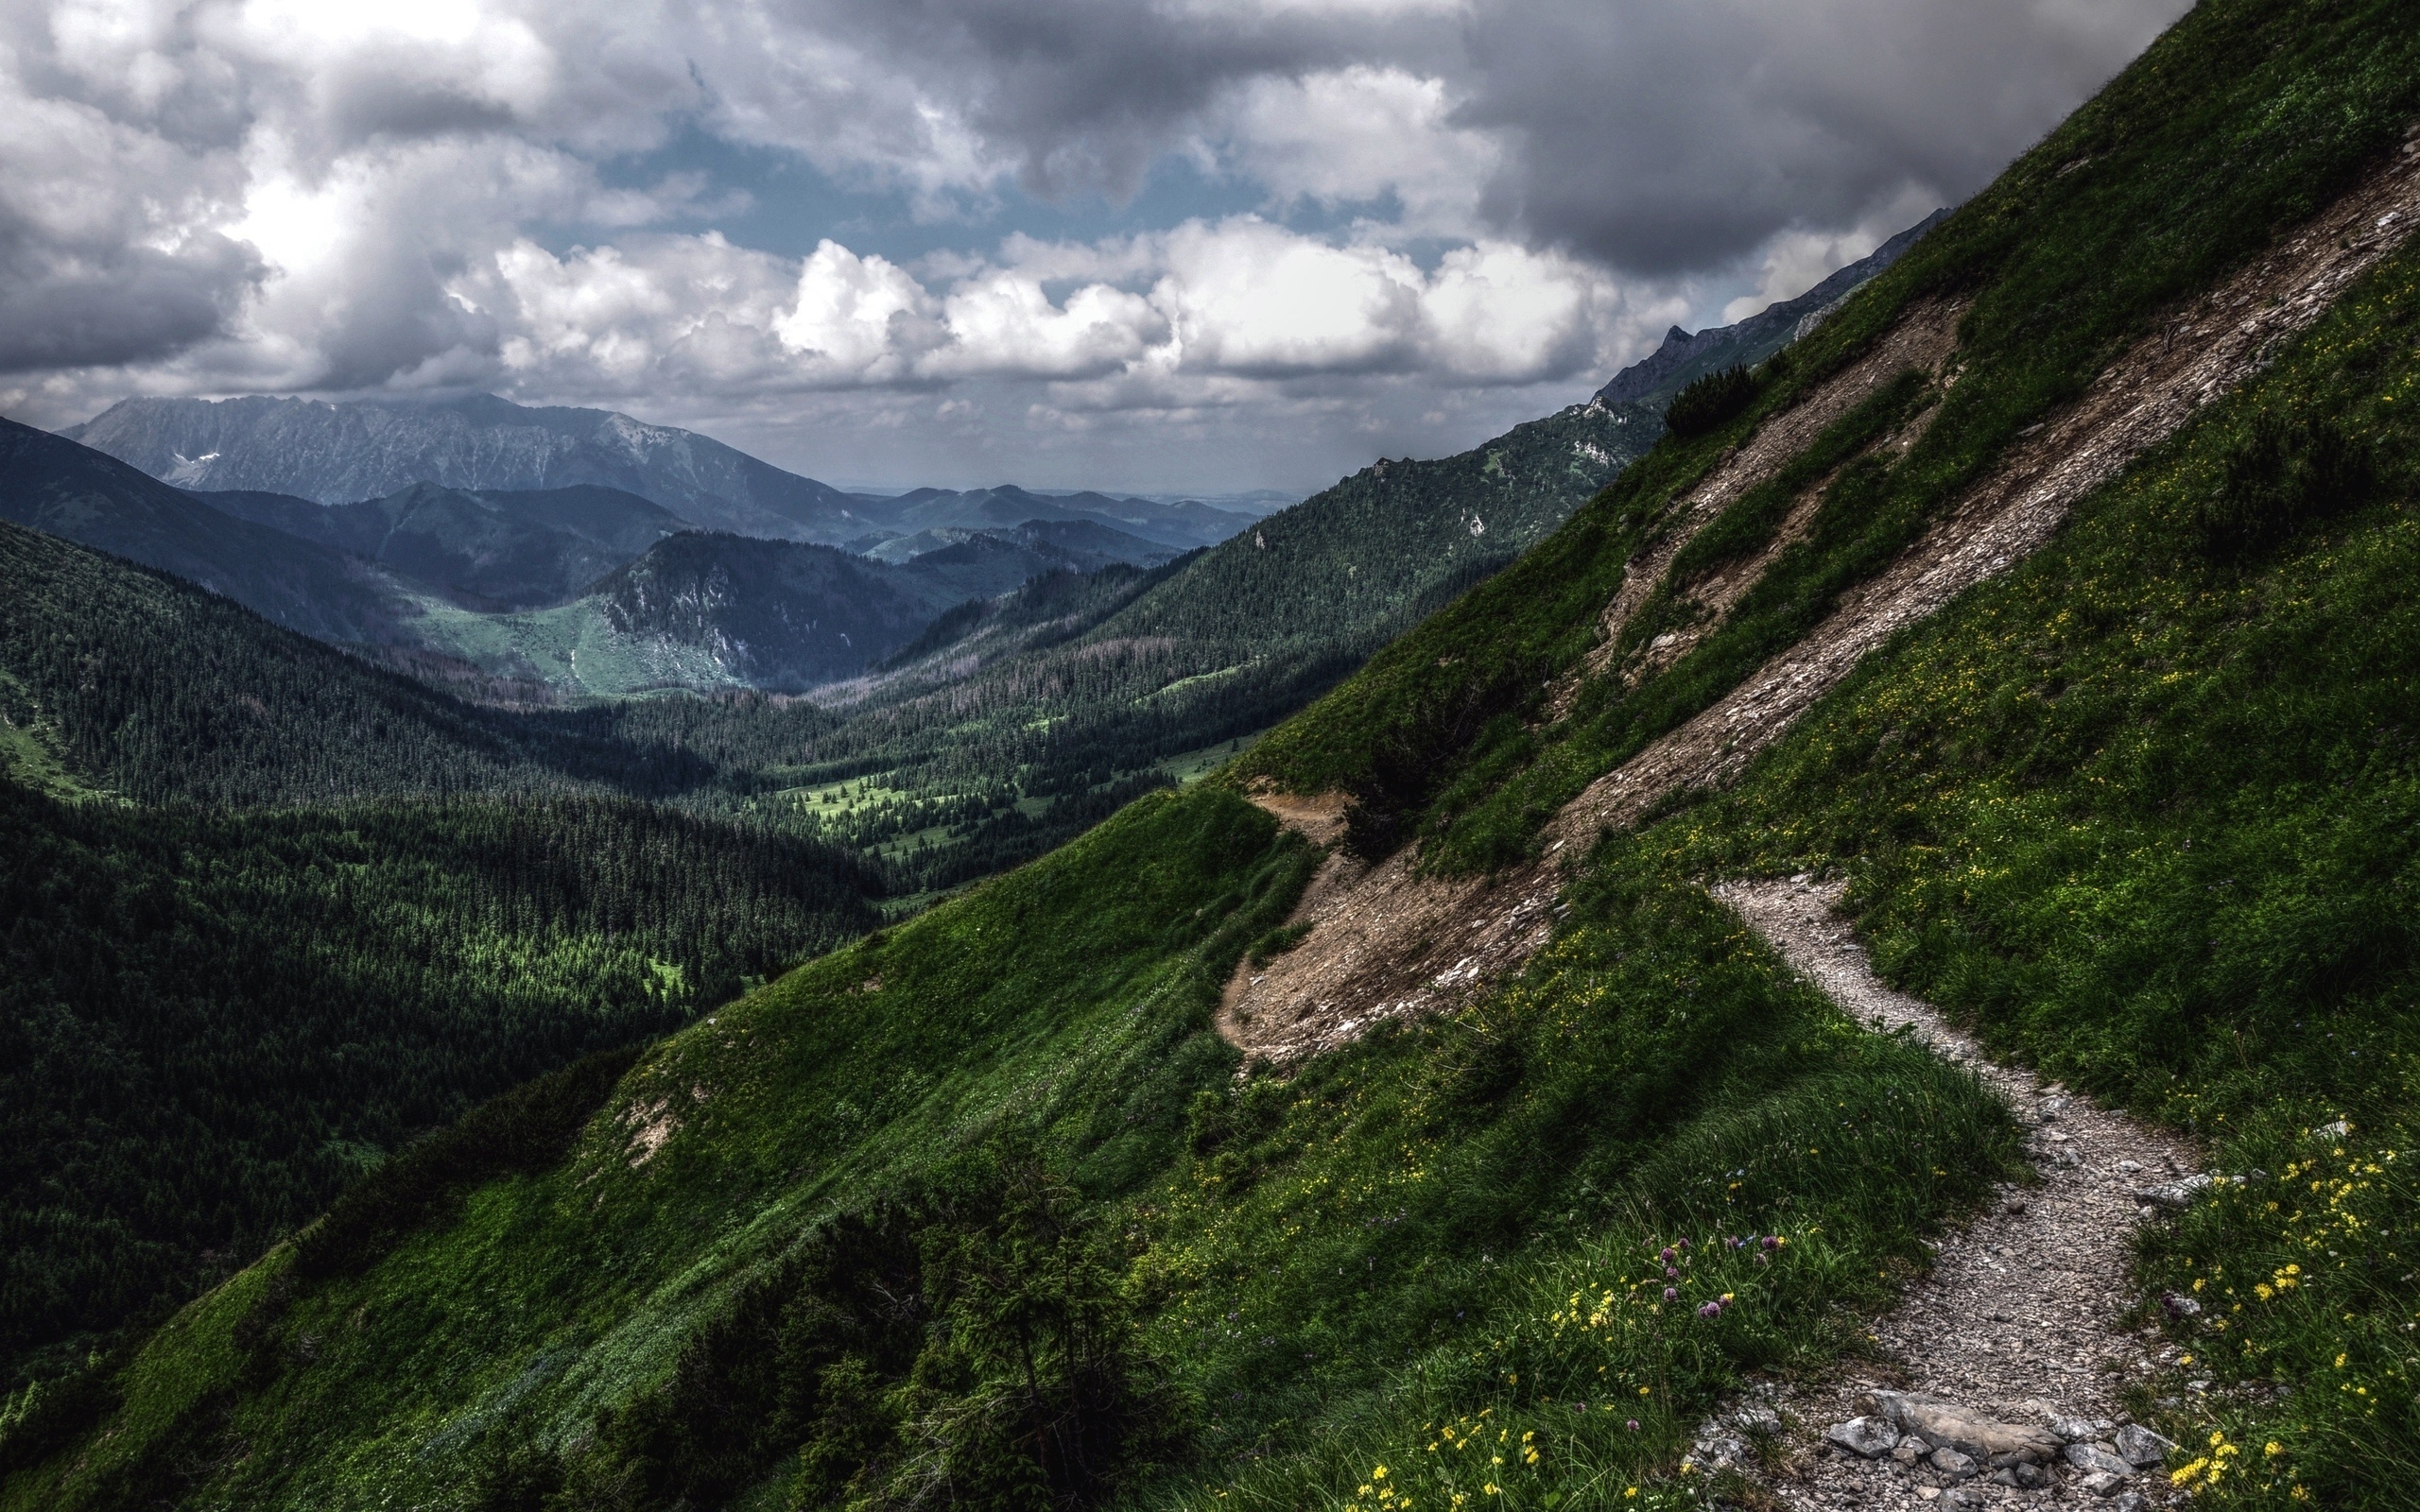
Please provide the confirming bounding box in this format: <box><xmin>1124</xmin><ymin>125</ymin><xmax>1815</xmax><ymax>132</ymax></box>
<box><xmin>546</xmin><ymin>123</ymin><xmax>1401</xmax><ymax>270</ymax></box>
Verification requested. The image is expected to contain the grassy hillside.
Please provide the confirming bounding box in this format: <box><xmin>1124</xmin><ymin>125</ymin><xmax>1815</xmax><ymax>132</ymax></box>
<box><xmin>9</xmin><ymin>4</ymin><xmax>2418</xmax><ymax>1511</ymax></box>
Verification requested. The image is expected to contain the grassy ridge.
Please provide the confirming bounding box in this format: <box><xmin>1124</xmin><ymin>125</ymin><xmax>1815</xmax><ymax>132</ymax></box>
<box><xmin>1235</xmin><ymin>0</ymin><xmax>2420</xmax><ymax>880</ymax></box>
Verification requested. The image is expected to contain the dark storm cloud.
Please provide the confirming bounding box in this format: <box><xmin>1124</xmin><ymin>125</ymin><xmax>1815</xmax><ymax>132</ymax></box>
<box><xmin>800</xmin><ymin>0</ymin><xmax>1405</xmax><ymax>200</ymax></box>
<box><xmin>1455</xmin><ymin>0</ymin><xmax>2186</xmax><ymax>272</ymax></box>
<box><xmin>0</xmin><ymin>232</ymin><xmax>261</xmax><ymax>373</ymax></box>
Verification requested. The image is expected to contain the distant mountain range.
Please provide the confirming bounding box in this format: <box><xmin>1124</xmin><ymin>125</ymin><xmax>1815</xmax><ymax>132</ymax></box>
<box><xmin>61</xmin><ymin>392</ymin><xmax>869</xmax><ymax>542</ymax></box>
<box><xmin>6</xmin><ymin>217</ymin><xmax>1926</xmax><ymax>707</ymax></box>
<box><xmin>1596</xmin><ymin>210</ymin><xmax>1947</xmax><ymax>409</ymax></box>
<box><xmin>61</xmin><ymin>392</ymin><xmax>1262</xmax><ymax>554</ymax></box>
<box><xmin>0</xmin><ymin>417</ymin><xmax>417</xmax><ymax>644</ymax></box>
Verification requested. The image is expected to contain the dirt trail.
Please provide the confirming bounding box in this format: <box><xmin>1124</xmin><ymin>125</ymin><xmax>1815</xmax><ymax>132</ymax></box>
<box><xmin>1711</xmin><ymin>878</ymin><xmax>2200</xmax><ymax>1509</ymax></box>
<box><xmin>1225</xmin><ymin>129</ymin><xmax>2420</xmax><ymax>1065</ymax></box>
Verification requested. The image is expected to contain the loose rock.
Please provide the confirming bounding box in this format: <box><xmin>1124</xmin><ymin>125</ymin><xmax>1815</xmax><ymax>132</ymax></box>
<box><xmin>2114</xmin><ymin>1423</ymin><xmax>2175</xmax><ymax>1469</ymax></box>
<box><xmin>1825</xmin><ymin>1418</ymin><xmax>1900</xmax><ymax>1459</ymax></box>
<box><xmin>1927</xmin><ymin>1447</ymin><xmax>1977</xmax><ymax>1481</ymax></box>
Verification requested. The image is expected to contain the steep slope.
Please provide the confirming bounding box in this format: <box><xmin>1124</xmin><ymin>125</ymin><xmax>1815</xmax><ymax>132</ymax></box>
<box><xmin>13</xmin><ymin>9</ymin><xmax>2420</xmax><ymax>1512</ymax></box>
<box><xmin>0</xmin><ymin>419</ymin><xmax>417</xmax><ymax>645</ymax></box>
<box><xmin>1597</xmin><ymin>210</ymin><xmax>1946</xmax><ymax>411</ymax></box>
<box><xmin>197</xmin><ymin>482</ymin><xmax>692</xmax><ymax>610</ymax></box>
<box><xmin>63</xmin><ymin>393</ymin><xmax>870</xmax><ymax>542</ymax></box>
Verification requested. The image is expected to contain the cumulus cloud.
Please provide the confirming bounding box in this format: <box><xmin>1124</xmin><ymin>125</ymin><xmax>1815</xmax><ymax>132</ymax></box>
<box><xmin>0</xmin><ymin>0</ymin><xmax>2191</xmax><ymax>486</ymax></box>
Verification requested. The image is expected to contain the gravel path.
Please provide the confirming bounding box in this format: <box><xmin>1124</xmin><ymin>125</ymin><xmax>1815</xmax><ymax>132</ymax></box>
<box><xmin>1711</xmin><ymin>877</ymin><xmax>2201</xmax><ymax>1510</ymax></box>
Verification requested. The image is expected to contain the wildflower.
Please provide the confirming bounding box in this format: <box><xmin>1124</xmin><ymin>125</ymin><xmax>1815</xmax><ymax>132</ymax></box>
<box><xmin>1375</xmin><ymin>1468</ymin><xmax>1389</xmax><ymax>1480</ymax></box>
<box><xmin>1625</xmin><ymin>1490</ymin><xmax>1638</xmax><ymax>1501</ymax></box>
<box><xmin>1627</xmin><ymin>1419</ymin><xmax>1641</xmax><ymax>1432</ymax></box>
<box><xmin>1664</xmin><ymin>1287</ymin><xmax>1679</xmax><ymax>1302</ymax></box>
<box><xmin>2265</xmin><ymin>1442</ymin><xmax>2284</xmax><ymax>1458</ymax></box>
<box><xmin>1660</xmin><ymin>1247</ymin><xmax>1675</xmax><ymax>1263</ymax></box>
<box><xmin>1698</xmin><ymin>1301</ymin><xmax>1721</xmax><ymax>1319</ymax></box>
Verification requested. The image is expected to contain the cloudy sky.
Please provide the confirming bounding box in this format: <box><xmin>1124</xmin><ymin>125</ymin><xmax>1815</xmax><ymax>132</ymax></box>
<box><xmin>0</xmin><ymin>0</ymin><xmax>2187</xmax><ymax>493</ymax></box>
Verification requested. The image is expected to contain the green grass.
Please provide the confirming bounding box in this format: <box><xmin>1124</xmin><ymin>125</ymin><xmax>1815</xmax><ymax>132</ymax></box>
<box><xmin>0</xmin><ymin>784</ymin><xmax>2019</xmax><ymax>1512</ymax></box>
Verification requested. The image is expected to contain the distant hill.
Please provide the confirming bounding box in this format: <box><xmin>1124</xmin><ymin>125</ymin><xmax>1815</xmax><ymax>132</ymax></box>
<box><xmin>0</xmin><ymin>418</ymin><xmax>418</xmax><ymax>645</ymax></box>
<box><xmin>856</xmin><ymin>483</ymin><xmax>1252</xmax><ymax>550</ymax></box>
<box><xmin>195</xmin><ymin>481</ymin><xmax>692</xmax><ymax>610</ymax></box>
<box><xmin>61</xmin><ymin>393</ymin><xmax>873</xmax><ymax>542</ymax></box>
<box><xmin>862</xmin><ymin>516</ymin><xmax>1180</xmax><ymax>572</ymax></box>
<box><xmin>1596</xmin><ymin>209</ymin><xmax>1947</xmax><ymax>409</ymax></box>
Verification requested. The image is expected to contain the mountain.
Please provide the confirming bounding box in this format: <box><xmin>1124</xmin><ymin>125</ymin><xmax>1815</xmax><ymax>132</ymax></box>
<box><xmin>0</xmin><ymin>516</ymin><xmax>714</xmax><ymax>807</ymax></box>
<box><xmin>195</xmin><ymin>481</ymin><xmax>694</xmax><ymax>610</ymax></box>
<box><xmin>756</xmin><ymin>397</ymin><xmax>1660</xmax><ymax>889</ymax></box>
<box><xmin>400</xmin><ymin>531</ymin><xmax>1072</xmax><ymax>697</ymax></box>
<box><xmin>11</xmin><ymin>5</ymin><xmax>2416</xmax><ymax>1509</ymax></box>
<box><xmin>1596</xmin><ymin>208</ymin><xmax>1949</xmax><ymax>409</ymax></box>
<box><xmin>61</xmin><ymin>392</ymin><xmax>873</xmax><ymax>542</ymax></box>
<box><xmin>0</xmin><ymin>417</ymin><xmax>418</xmax><ymax>645</ymax></box>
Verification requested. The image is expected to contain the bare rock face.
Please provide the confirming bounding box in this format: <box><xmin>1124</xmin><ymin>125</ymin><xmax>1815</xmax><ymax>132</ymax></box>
<box><xmin>1869</xmin><ymin>1392</ymin><xmax>2064</xmax><ymax>1466</ymax></box>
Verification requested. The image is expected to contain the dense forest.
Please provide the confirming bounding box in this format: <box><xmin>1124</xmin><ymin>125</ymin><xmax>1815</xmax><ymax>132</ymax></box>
<box><xmin>0</xmin><ymin>780</ymin><xmax>878</xmax><ymax>1389</ymax></box>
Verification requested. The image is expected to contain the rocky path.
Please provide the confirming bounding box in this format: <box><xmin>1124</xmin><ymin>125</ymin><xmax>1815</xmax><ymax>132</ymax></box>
<box><xmin>1704</xmin><ymin>877</ymin><xmax>2205</xmax><ymax>1510</ymax></box>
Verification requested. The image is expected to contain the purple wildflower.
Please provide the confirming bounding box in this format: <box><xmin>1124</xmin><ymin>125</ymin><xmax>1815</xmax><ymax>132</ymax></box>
<box><xmin>1662</xmin><ymin>1286</ymin><xmax>1678</xmax><ymax>1302</ymax></box>
<box><xmin>1698</xmin><ymin>1301</ymin><xmax>1721</xmax><ymax>1319</ymax></box>
<box><xmin>1627</xmin><ymin>1419</ymin><xmax>1641</xmax><ymax>1433</ymax></box>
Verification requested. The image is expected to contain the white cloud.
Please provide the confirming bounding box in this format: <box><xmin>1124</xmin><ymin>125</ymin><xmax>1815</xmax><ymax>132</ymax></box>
<box><xmin>0</xmin><ymin>0</ymin><xmax>2192</xmax><ymax>489</ymax></box>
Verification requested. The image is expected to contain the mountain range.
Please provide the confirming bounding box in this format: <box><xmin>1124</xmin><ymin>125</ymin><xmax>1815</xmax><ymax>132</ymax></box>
<box><xmin>62</xmin><ymin>392</ymin><xmax>1262</xmax><ymax>554</ymax></box>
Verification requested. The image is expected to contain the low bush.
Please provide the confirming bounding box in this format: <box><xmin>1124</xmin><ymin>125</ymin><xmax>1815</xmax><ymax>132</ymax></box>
<box><xmin>1663</xmin><ymin>367</ymin><xmax>1760</xmax><ymax>440</ymax></box>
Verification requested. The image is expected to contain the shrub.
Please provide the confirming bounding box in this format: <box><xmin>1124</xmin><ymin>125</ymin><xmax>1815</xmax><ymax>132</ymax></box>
<box><xmin>1663</xmin><ymin>366</ymin><xmax>1759</xmax><ymax>440</ymax></box>
<box><xmin>2193</xmin><ymin>412</ymin><xmax>2380</xmax><ymax>559</ymax></box>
